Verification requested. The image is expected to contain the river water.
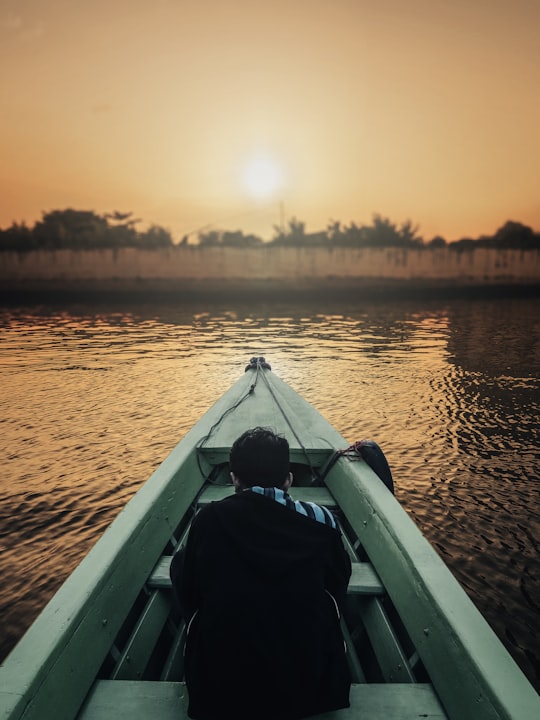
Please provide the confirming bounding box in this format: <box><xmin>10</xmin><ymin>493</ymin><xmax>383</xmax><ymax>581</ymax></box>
<box><xmin>0</xmin><ymin>295</ymin><xmax>539</xmax><ymax>691</ymax></box>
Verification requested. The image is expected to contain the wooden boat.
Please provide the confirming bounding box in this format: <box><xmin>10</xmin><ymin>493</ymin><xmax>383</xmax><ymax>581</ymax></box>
<box><xmin>1</xmin><ymin>358</ymin><xmax>538</xmax><ymax>720</ymax></box>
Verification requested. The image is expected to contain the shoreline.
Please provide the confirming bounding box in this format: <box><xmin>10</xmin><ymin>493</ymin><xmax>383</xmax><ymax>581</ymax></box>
<box><xmin>2</xmin><ymin>277</ymin><xmax>539</xmax><ymax>303</ymax></box>
<box><xmin>2</xmin><ymin>246</ymin><xmax>539</xmax><ymax>302</ymax></box>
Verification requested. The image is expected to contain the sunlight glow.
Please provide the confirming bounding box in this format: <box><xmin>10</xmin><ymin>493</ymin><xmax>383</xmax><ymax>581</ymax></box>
<box><xmin>242</xmin><ymin>155</ymin><xmax>282</xmax><ymax>199</ymax></box>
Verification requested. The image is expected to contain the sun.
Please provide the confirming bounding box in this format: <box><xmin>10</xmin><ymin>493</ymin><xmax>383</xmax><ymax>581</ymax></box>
<box><xmin>242</xmin><ymin>154</ymin><xmax>282</xmax><ymax>200</ymax></box>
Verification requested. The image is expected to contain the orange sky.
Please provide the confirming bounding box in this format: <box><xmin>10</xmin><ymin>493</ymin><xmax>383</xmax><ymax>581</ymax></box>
<box><xmin>1</xmin><ymin>0</ymin><xmax>539</xmax><ymax>242</ymax></box>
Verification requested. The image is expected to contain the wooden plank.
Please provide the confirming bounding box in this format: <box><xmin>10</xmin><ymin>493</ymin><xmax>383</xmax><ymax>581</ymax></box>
<box><xmin>77</xmin><ymin>680</ymin><xmax>447</xmax><ymax>720</ymax></box>
<box><xmin>349</xmin><ymin>563</ymin><xmax>384</xmax><ymax>595</ymax></box>
<box><xmin>198</xmin><ymin>485</ymin><xmax>337</xmax><ymax>507</ymax></box>
<box><xmin>111</xmin><ymin>590</ymin><xmax>171</xmax><ymax>680</ymax></box>
<box><xmin>149</xmin><ymin>556</ymin><xmax>176</xmax><ymax>588</ymax></box>
<box><xmin>148</xmin><ymin>556</ymin><xmax>384</xmax><ymax>596</ymax></box>
<box><xmin>321</xmin><ymin>683</ymin><xmax>447</xmax><ymax>718</ymax></box>
<box><xmin>335</xmin><ymin>518</ymin><xmax>360</xmax><ymax>561</ymax></box>
<box><xmin>199</xmin><ymin>446</ymin><xmax>333</xmax><ymax>467</ymax></box>
<box><xmin>171</xmin><ymin>518</ymin><xmax>194</xmax><ymax>551</ymax></box>
<box><xmin>77</xmin><ymin>680</ymin><xmax>188</xmax><ymax>720</ymax></box>
<box><xmin>160</xmin><ymin>623</ymin><xmax>186</xmax><ymax>682</ymax></box>
<box><xmin>340</xmin><ymin>619</ymin><xmax>366</xmax><ymax>683</ymax></box>
<box><xmin>359</xmin><ymin>597</ymin><xmax>415</xmax><ymax>683</ymax></box>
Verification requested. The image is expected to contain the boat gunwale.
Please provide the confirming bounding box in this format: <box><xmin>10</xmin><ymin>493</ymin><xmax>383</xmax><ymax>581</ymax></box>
<box><xmin>326</xmin><ymin>457</ymin><xmax>540</xmax><ymax>719</ymax></box>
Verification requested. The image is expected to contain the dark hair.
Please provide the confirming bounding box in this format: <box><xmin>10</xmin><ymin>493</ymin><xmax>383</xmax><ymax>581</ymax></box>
<box><xmin>230</xmin><ymin>427</ymin><xmax>290</xmax><ymax>488</ymax></box>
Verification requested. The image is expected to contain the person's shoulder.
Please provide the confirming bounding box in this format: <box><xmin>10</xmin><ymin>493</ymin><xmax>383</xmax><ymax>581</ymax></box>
<box><xmin>190</xmin><ymin>497</ymin><xmax>223</xmax><ymax>524</ymax></box>
<box><xmin>197</xmin><ymin>490</ymin><xmax>241</xmax><ymax>515</ymax></box>
<box><xmin>188</xmin><ymin>496</ymin><xmax>231</xmax><ymax>535</ymax></box>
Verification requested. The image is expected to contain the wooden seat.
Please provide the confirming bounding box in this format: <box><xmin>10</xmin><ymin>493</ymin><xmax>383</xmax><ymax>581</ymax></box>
<box><xmin>197</xmin><ymin>484</ymin><xmax>337</xmax><ymax>507</ymax></box>
<box><xmin>77</xmin><ymin>680</ymin><xmax>447</xmax><ymax>719</ymax></box>
<box><xmin>148</xmin><ymin>555</ymin><xmax>385</xmax><ymax>596</ymax></box>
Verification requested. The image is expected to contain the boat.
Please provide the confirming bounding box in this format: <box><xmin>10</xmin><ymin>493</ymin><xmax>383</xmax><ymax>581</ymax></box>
<box><xmin>0</xmin><ymin>357</ymin><xmax>538</xmax><ymax>720</ymax></box>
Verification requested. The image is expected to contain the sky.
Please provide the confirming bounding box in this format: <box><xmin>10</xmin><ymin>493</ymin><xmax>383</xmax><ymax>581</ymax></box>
<box><xmin>1</xmin><ymin>0</ymin><xmax>539</xmax><ymax>242</ymax></box>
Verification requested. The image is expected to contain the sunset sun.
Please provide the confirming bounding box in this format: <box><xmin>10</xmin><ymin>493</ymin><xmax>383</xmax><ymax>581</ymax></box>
<box><xmin>242</xmin><ymin>154</ymin><xmax>282</xmax><ymax>200</ymax></box>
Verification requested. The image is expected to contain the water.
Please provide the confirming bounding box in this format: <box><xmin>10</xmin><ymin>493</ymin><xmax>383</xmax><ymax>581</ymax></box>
<box><xmin>0</xmin><ymin>295</ymin><xmax>539</xmax><ymax>691</ymax></box>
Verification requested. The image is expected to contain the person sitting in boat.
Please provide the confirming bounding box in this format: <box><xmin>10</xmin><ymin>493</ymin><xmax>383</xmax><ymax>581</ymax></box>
<box><xmin>170</xmin><ymin>426</ymin><xmax>352</xmax><ymax>720</ymax></box>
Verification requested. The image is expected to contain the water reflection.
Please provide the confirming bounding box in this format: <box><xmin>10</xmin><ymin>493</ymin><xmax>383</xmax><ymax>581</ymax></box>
<box><xmin>0</xmin><ymin>296</ymin><xmax>538</xmax><ymax>691</ymax></box>
<box><xmin>445</xmin><ymin>298</ymin><xmax>540</xmax><ymax>377</ymax></box>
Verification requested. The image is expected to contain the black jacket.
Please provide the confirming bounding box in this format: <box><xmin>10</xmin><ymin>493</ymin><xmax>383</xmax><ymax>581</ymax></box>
<box><xmin>170</xmin><ymin>489</ymin><xmax>352</xmax><ymax>720</ymax></box>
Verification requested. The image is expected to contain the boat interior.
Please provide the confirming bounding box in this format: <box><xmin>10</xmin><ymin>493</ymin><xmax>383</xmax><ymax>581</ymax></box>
<box><xmin>77</xmin><ymin>457</ymin><xmax>445</xmax><ymax>720</ymax></box>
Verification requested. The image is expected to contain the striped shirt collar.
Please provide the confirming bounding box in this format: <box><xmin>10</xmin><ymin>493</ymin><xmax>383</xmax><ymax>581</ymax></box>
<box><xmin>245</xmin><ymin>486</ymin><xmax>336</xmax><ymax>529</ymax></box>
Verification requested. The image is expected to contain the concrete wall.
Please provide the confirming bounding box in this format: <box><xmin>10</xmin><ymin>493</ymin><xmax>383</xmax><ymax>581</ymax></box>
<box><xmin>1</xmin><ymin>246</ymin><xmax>539</xmax><ymax>292</ymax></box>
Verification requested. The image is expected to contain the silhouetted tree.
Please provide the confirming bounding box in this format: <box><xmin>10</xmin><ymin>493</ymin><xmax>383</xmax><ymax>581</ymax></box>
<box><xmin>490</xmin><ymin>221</ymin><xmax>536</xmax><ymax>248</ymax></box>
<box><xmin>138</xmin><ymin>225</ymin><xmax>174</xmax><ymax>248</ymax></box>
<box><xmin>326</xmin><ymin>220</ymin><xmax>342</xmax><ymax>244</ymax></box>
<box><xmin>104</xmin><ymin>210</ymin><xmax>140</xmax><ymax>247</ymax></box>
<box><xmin>365</xmin><ymin>215</ymin><xmax>422</xmax><ymax>247</ymax></box>
<box><xmin>451</xmin><ymin>237</ymin><xmax>476</xmax><ymax>251</ymax></box>
<box><xmin>32</xmin><ymin>209</ymin><xmax>109</xmax><ymax>249</ymax></box>
<box><xmin>272</xmin><ymin>217</ymin><xmax>307</xmax><ymax>245</ymax></box>
<box><xmin>221</xmin><ymin>230</ymin><xmax>262</xmax><ymax>247</ymax></box>
<box><xmin>340</xmin><ymin>222</ymin><xmax>367</xmax><ymax>247</ymax></box>
<box><xmin>2</xmin><ymin>209</ymin><xmax>539</xmax><ymax>252</ymax></box>
<box><xmin>197</xmin><ymin>229</ymin><xmax>262</xmax><ymax>247</ymax></box>
<box><xmin>0</xmin><ymin>222</ymin><xmax>33</xmax><ymax>250</ymax></box>
<box><xmin>323</xmin><ymin>215</ymin><xmax>422</xmax><ymax>248</ymax></box>
<box><xmin>428</xmin><ymin>235</ymin><xmax>447</xmax><ymax>248</ymax></box>
<box><xmin>198</xmin><ymin>230</ymin><xmax>220</xmax><ymax>246</ymax></box>
<box><xmin>398</xmin><ymin>219</ymin><xmax>423</xmax><ymax>247</ymax></box>
<box><xmin>267</xmin><ymin>214</ymin><xmax>426</xmax><ymax>248</ymax></box>
<box><xmin>0</xmin><ymin>208</ymin><xmax>173</xmax><ymax>250</ymax></box>
<box><xmin>450</xmin><ymin>221</ymin><xmax>540</xmax><ymax>250</ymax></box>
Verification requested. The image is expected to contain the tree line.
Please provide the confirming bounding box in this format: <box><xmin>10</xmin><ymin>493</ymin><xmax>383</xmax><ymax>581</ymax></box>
<box><xmin>198</xmin><ymin>215</ymin><xmax>540</xmax><ymax>250</ymax></box>
<box><xmin>0</xmin><ymin>210</ymin><xmax>174</xmax><ymax>251</ymax></box>
<box><xmin>1</xmin><ymin>208</ymin><xmax>539</xmax><ymax>251</ymax></box>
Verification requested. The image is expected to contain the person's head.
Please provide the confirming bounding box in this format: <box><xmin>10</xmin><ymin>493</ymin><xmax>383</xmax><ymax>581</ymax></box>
<box><xmin>230</xmin><ymin>427</ymin><xmax>291</xmax><ymax>492</ymax></box>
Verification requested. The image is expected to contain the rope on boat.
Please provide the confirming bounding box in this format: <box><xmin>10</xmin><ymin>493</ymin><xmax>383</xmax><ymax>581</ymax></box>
<box><xmin>257</xmin><ymin>362</ymin><xmax>321</xmax><ymax>485</ymax></box>
<box><xmin>196</xmin><ymin>357</ymin><xmax>320</xmax><ymax>487</ymax></box>
<box><xmin>318</xmin><ymin>440</ymin><xmax>395</xmax><ymax>494</ymax></box>
<box><xmin>195</xmin><ymin>360</ymin><xmax>264</xmax><ymax>482</ymax></box>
